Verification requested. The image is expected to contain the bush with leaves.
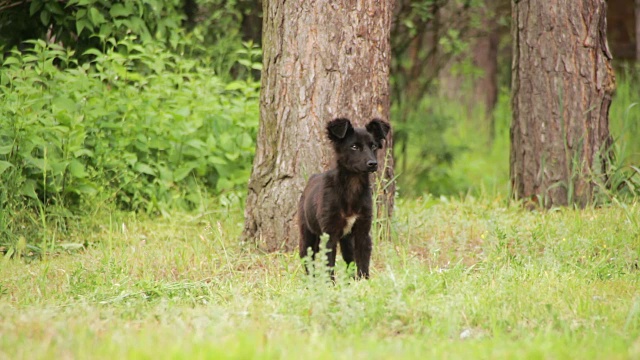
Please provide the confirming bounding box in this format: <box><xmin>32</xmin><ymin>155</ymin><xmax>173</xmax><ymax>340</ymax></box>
<box><xmin>0</xmin><ymin>0</ymin><xmax>263</xmax><ymax>81</ymax></box>
<box><xmin>0</xmin><ymin>38</ymin><xmax>259</xmax><ymax>250</ymax></box>
<box><xmin>0</xmin><ymin>0</ymin><xmax>184</xmax><ymax>58</ymax></box>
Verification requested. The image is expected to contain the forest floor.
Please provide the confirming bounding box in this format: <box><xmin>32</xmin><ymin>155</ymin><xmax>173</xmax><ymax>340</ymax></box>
<box><xmin>1</xmin><ymin>196</ymin><xmax>639</xmax><ymax>359</ymax></box>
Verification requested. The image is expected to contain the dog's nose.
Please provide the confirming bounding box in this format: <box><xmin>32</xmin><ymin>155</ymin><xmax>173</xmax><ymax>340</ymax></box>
<box><xmin>367</xmin><ymin>160</ymin><xmax>378</xmax><ymax>171</ymax></box>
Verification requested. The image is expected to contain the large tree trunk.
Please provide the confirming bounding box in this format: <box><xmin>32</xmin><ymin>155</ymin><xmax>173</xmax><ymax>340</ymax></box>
<box><xmin>510</xmin><ymin>0</ymin><xmax>616</xmax><ymax>208</ymax></box>
<box><xmin>242</xmin><ymin>0</ymin><xmax>394</xmax><ymax>252</ymax></box>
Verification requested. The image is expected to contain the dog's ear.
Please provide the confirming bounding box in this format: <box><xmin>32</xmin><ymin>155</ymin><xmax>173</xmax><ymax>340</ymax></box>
<box><xmin>366</xmin><ymin>119</ymin><xmax>390</xmax><ymax>142</ymax></box>
<box><xmin>327</xmin><ymin>118</ymin><xmax>353</xmax><ymax>142</ymax></box>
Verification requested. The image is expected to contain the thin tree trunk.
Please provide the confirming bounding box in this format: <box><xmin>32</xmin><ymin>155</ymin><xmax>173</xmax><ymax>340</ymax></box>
<box><xmin>510</xmin><ymin>0</ymin><xmax>616</xmax><ymax>208</ymax></box>
<box><xmin>472</xmin><ymin>26</ymin><xmax>499</xmax><ymax>117</ymax></box>
<box><xmin>182</xmin><ymin>0</ymin><xmax>198</xmax><ymax>31</ymax></box>
<box><xmin>471</xmin><ymin>0</ymin><xmax>502</xmax><ymax>142</ymax></box>
<box><xmin>242</xmin><ymin>0</ymin><xmax>394</xmax><ymax>252</ymax></box>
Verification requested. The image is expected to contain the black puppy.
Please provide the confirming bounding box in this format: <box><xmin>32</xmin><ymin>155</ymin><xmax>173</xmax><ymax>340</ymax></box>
<box><xmin>298</xmin><ymin>118</ymin><xmax>390</xmax><ymax>279</ymax></box>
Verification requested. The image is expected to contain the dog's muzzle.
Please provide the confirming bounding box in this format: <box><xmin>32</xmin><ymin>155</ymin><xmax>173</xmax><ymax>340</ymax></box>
<box><xmin>367</xmin><ymin>160</ymin><xmax>378</xmax><ymax>172</ymax></box>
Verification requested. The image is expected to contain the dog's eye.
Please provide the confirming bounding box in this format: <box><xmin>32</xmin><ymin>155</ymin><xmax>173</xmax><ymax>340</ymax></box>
<box><xmin>350</xmin><ymin>144</ymin><xmax>359</xmax><ymax>151</ymax></box>
<box><xmin>371</xmin><ymin>144</ymin><xmax>378</xmax><ymax>150</ymax></box>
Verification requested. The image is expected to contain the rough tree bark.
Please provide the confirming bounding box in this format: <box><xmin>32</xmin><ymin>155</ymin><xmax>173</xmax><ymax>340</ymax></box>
<box><xmin>242</xmin><ymin>0</ymin><xmax>394</xmax><ymax>252</ymax></box>
<box><xmin>511</xmin><ymin>0</ymin><xmax>616</xmax><ymax>208</ymax></box>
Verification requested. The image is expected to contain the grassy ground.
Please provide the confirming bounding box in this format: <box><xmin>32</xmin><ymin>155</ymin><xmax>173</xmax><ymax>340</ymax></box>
<box><xmin>1</xmin><ymin>196</ymin><xmax>639</xmax><ymax>359</ymax></box>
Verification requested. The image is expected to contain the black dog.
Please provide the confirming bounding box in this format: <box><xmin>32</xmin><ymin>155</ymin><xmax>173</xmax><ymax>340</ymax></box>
<box><xmin>298</xmin><ymin>118</ymin><xmax>390</xmax><ymax>279</ymax></box>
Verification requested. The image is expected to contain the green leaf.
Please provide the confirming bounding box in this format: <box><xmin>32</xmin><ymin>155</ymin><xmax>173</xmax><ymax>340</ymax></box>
<box><xmin>76</xmin><ymin>19</ymin><xmax>92</xmax><ymax>36</ymax></box>
<box><xmin>2</xmin><ymin>56</ymin><xmax>21</xmax><ymax>66</ymax></box>
<box><xmin>157</xmin><ymin>166</ymin><xmax>173</xmax><ymax>182</ymax></box>
<box><xmin>237</xmin><ymin>59</ymin><xmax>251</xmax><ymax>67</ymax></box>
<box><xmin>225</xmin><ymin>81</ymin><xmax>245</xmax><ymax>91</ymax></box>
<box><xmin>135</xmin><ymin>163</ymin><xmax>155</xmax><ymax>176</ymax></box>
<box><xmin>208</xmin><ymin>156</ymin><xmax>227</xmax><ymax>165</ymax></box>
<box><xmin>82</xmin><ymin>48</ymin><xmax>103</xmax><ymax>57</ymax></box>
<box><xmin>174</xmin><ymin>165</ymin><xmax>195</xmax><ymax>182</ymax></box>
<box><xmin>75</xmin><ymin>8</ymin><xmax>86</xmax><ymax>20</ymax></box>
<box><xmin>29</xmin><ymin>0</ymin><xmax>43</xmax><ymax>16</ymax></box>
<box><xmin>185</xmin><ymin>139</ymin><xmax>205</xmax><ymax>149</ymax></box>
<box><xmin>225</xmin><ymin>152</ymin><xmax>240</xmax><ymax>161</ymax></box>
<box><xmin>129</xmin><ymin>17</ymin><xmax>146</xmax><ymax>33</ymax></box>
<box><xmin>68</xmin><ymin>160</ymin><xmax>87</xmax><ymax>178</ymax></box>
<box><xmin>88</xmin><ymin>7</ymin><xmax>105</xmax><ymax>26</ymax></box>
<box><xmin>22</xmin><ymin>55</ymin><xmax>38</xmax><ymax>64</ymax></box>
<box><xmin>239</xmin><ymin>132</ymin><xmax>253</xmax><ymax>148</ymax></box>
<box><xmin>20</xmin><ymin>180</ymin><xmax>38</xmax><ymax>199</ymax></box>
<box><xmin>28</xmin><ymin>157</ymin><xmax>45</xmax><ymax>172</ymax></box>
<box><xmin>175</xmin><ymin>107</ymin><xmax>191</xmax><ymax>118</ymax></box>
<box><xmin>50</xmin><ymin>161</ymin><xmax>67</xmax><ymax>176</ymax></box>
<box><xmin>0</xmin><ymin>161</ymin><xmax>13</xmax><ymax>175</ymax></box>
<box><xmin>53</xmin><ymin>96</ymin><xmax>76</xmax><ymax>113</ymax></box>
<box><xmin>40</xmin><ymin>9</ymin><xmax>50</xmax><ymax>26</ymax></box>
<box><xmin>216</xmin><ymin>178</ymin><xmax>234</xmax><ymax>191</ymax></box>
<box><xmin>110</xmin><ymin>4</ymin><xmax>132</xmax><ymax>18</ymax></box>
<box><xmin>0</xmin><ymin>144</ymin><xmax>13</xmax><ymax>155</ymax></box>
<box><xmin>73</xmin><ymin>149</ymin><xmax>94</xmax><ymax>158</ymax></box>
<box><xmin>99</xmin><ymin>23</ymin><xmax>112</xmax><ymax>38</ymax></box>
<box><xmin>46</xmin><ymin>1</ymin><xmax>64</xmax><ymax>15</ymax></box>
<box><xmin>71</xmin><ymin>183</ymin><xmax>97</xmax><ymax>195</ymax></box>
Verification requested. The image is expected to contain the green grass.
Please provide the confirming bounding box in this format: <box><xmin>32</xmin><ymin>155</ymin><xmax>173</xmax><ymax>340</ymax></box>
<box><xmin>2</xmin><ymin>197</ymin><xmax>639</xmax><ymax>359</ymax></box>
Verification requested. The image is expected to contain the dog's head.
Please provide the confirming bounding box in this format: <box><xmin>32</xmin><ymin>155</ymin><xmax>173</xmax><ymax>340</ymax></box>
<box><xmin>327</xmin><ymin>118</ymin><xmax>390</xmax><ymax>173</ymax></box>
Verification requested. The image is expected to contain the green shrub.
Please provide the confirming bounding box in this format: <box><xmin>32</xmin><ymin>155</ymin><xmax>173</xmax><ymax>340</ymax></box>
<box><xmin>0</xmin><ymin>38</ymin><xmax>259</xmax><ymax>249</ymax></box>
<box><xmin>0</xmin><ymin>0</ymin><xmax>184</xmax><ymax>61</ymax></box>
<box><xmin>0</xmin><ymin>0</ymin><xmax>259</xmax><ymax>81</ymax></box>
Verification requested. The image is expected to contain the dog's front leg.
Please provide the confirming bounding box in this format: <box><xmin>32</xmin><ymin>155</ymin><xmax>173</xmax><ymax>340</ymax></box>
<box><xmin>325</xmin><ymin>233</ymin><xmax>341</xmax><ymax>282</ymax></box>
<box><xmin>352</xmin><ymin>220</ymin><xmax>372</xmax><ymax>279</ymax></box>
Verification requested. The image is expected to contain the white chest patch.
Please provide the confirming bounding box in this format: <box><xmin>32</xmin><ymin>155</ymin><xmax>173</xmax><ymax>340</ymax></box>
<box><xmin>343</xmin><ymin>215</ymin><xmax>359</xmax><ymax>236</ymax></box>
